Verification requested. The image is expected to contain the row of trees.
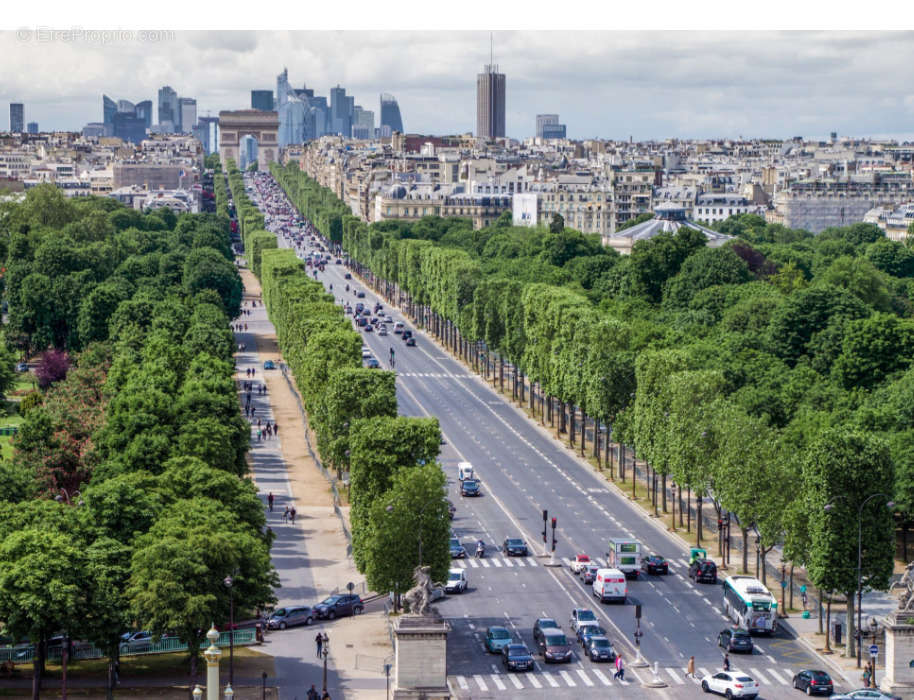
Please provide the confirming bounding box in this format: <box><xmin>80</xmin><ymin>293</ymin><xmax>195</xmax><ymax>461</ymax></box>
<box><xmin>241</xmin><ymin>167</ymin><xmax>450</xmax><ymax>605</ymax></box>
<box><xmin>272</xmin><ymin>162</ymin><xmax>914</xmax><ymax>657</ymax></box>
<box><xmin>0</xmin><ymin>188</ymin><xmax>274</xmax><ymax>698</ymax></box>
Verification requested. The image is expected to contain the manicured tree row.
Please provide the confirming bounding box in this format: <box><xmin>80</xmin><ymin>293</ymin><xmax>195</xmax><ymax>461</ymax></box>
<box><xmin>225</xmin><ymin>160</ymin><xmax>264</xmax><ymax>237</ymax></box>
<box><xmin>270</xmin><ymin>162</ymin><xmax>349</xmax><ymax>243</ymax></box>
<box><xmin>245</xmin><ymin>230</ymin><xmax>278</xmax><ymax>277</ymax></box>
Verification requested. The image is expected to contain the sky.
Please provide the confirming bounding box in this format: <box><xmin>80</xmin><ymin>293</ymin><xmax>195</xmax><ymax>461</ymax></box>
<box><xmin>3</xmin><ymin>28</ymin><xmax>914</xmax><ymax>141</ymax></box>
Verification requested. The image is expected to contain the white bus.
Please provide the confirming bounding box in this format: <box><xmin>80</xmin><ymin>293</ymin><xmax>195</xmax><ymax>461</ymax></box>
<box><xmin>722</xmin><ymin>575</ymin><xmax>778</xmax><ymax>634</ymax></box>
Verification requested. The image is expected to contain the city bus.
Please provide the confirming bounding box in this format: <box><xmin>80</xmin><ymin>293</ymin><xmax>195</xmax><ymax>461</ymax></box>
<box><xmin>722</xmin><ymin>575</ymin><xmax>778</xmax><ymax>634</ymax></box>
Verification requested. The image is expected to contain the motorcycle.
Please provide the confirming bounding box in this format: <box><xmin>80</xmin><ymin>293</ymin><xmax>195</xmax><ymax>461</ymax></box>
<box><xmin>475</xmin><ymin>542</ymin><xmax>485</xmax><ymax>558</ymax></box>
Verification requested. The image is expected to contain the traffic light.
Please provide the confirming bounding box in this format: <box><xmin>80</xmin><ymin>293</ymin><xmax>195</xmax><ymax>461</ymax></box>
<box><xmin>717</xmin><ymin>518</ymin><xmax>723</xmax><ymax>531</ymax></box>
<box><xmin>542</xmin><ymin>510</ymin><xmax>548</xmax><ymax>543</ymax></box>
<box><xmin>635</xmin><ymin>604</ymin><xmax>642</xmax><ymax>619</ymax></box>
<box><xmin>551</xmin><ymin>517</ymin><xmax>557</xmax><ymax>552</ymax></box>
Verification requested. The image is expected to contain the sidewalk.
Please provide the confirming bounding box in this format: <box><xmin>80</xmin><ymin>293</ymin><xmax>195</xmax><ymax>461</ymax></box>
<box><xmin>235</xmin><ymin>269</ymin><xmax>391</xmax><ymax>700</ymax></box>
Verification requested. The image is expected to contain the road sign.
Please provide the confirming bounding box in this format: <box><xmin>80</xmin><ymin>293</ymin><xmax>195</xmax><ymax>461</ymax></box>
<box><xmin>870</xmin><ymin>644</ymin><xmax>879</xmax><ymax>658</ymax></box>
<box><xmin>780</xmin><ymin>580</ymin><xmax>787</xmax><ymax>588</ymax></box>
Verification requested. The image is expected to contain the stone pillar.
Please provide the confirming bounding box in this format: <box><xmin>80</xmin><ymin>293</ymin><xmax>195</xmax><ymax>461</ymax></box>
<box><xmin>393</xmin><ymin>615</ymin><xmax>450</xmax><ymax>699</ymax></box>
<box><xmin>882</xmin><ymin>611</ymin><xmax>914</xmax><ymax>697</ymax></box>
<box><xmin>203</xmin><ymin>625</ymin><xmax>222</xmax><ymax>700</ymax></box>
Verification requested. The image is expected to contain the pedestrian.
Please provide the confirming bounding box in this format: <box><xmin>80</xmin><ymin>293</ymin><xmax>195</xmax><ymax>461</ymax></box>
<box><xmin>723</xmin><ymin>653</ymin><xmax>730</xmax><ymax>671</ymax></box>
<box><xmin>274</xmin><ymin>422</ymin><xmax>279</xmax><ymax>436</ymax></box>
<box><xmin>307</xmin><ymin>686</ymin><xmax>319</xmax><ymax>700</ymax></box>
<box><xmin>282</xmin><ymin>506</ymin><xmax>289</xmax><ymax>523</ymax></box>
<box><xmin>251</xmin><ymin>406</ymin><xmax>256</xmax><ymax>417</ymax></box>
<box><xmin>801</xmin><ymin>584</ymin><xmax>808</xmax><ymax>609</ymax></box>
<box><xmin>244</xmin><ymin>323</ymin><xmax>248</xmax><ymax>331</ymax></box>
<box><xmin>258</xmin><ymin>418</ymin><xmax>262</xmax><ymax>428</ymax></box>
<box><xmin>315</xmin><ymin>632</ymin><xmax>323</xmax><ymax>658</ymax></box>
<box><xmin>268</xmin><ymin>492</ymin><xmax>274</xmax><ymax>512</ymax></box>
<box><xmin>290</xmin><ymin>506</ymin><xmax>296</xmax><ymax>524</ymax></box>
<box><xmin>321</xmin><ymin>692</ymin><xmax>330</xmax><ymax>700</ymax></box>
<box><xmin>863</xmin><ymin>663</ymin><xmax>872</xmax><ymax>687</ymax></box>
<box><xmin>257</xmin><ymin>430</ymin><xmax>262</xmax><ymax>442</ymax></box>
<box><xmin>687</xmin><ymin>655</ymin><xmax>695</xmax><ymax>679</ymax></box>
<box><xmin>613</xmin><ymin>653</ymin><xmax>624</xmax><ymax>681</ymax></box>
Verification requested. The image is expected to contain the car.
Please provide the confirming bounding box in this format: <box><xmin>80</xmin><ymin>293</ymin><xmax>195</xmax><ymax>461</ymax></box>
<box><xmin>266</xmin><ymin>606</ymin><xmax>314</xmax><ymax>630</ymax></box>
<box><xmin>119</xmin><ymin>630</ymin><xmax>177</xmax><ymax>653</ymax></box>
<box><xmin>533</xmin><ymin>618</ymin><xmax>560</xmax><ymax>645</ymax></box>
<box><xmin>357</xmin><ymin>317</ymin><xmax>368</xmax><ymax>327</ymax></box>
<box><xmin>313</xmin><ymin>594</ymin><xmax>363</xmax><ymax>620</ymax></box>
<box><xmin>570</xmin><ymin>554</ymin><xmax>591</xmax><ymax>574</ymax></box>
<box><xmin>484</xmin><ymin>626</ymin><xmax>512</xmax><ymax>654</ymax></box>
<box><xmin>690</xmin><ymin>559</ymin><xmax>718</xmax><ymax>583</ymax></box>
<box><xmin>503</xmin><ymin>538</ymin><xmax>528</xmax><ymax>556</ymax></box>
<box><xmin>262</xmin><ymin>360</ymin><xmax>275</xmax><ymax>370</ymax></box>
<box><xmin>460</xmin><ymin>478</ymin><xmax>481</xmax><ymax>497</ymax></box>
<box><xmin>537</xmin><ymin>630</ymin><xmax>573</xmax><ymax>663</ymax></box>
<box><xmin>344</xmin><ymin>272</ymin><xmax>352</xmax><ymax>279</ymax></box>
<box><xmin>831</xmin><ymin>691</ymin><xmax>902</xmax><ymax>700</ymax></box>
<box><xmin>363</xmin><ymin>324</ymin><xmax>373</xmax><ymax>333</ymax></box>
<box><xmin>401</xmin><ymin>329</ymin><xmax>413</xmax><ymax>341</ymax></box>
<box><xmin>355</xmin><ymin>303</ymin><xmax>365</xmax><ymax>313</ymax></box>
<box><xmin>365</xmin><ymin>357</ymin><xmax>380</xmax><ymax>369</ymax></box>
<box><xmin>378</xmin><ymin>327</ymin><xmax>388</xmax><ymax>336</ymax></box>
<box><xmin>575</xmin><ymin>622</ymin><xmax>606</xmax><ymax>646</ymax></box>
<box><xmin>394</xmin><ymin>322</ymin><xmax>405</xmax><ymax>334</ymax></box>
<box><xmin>570</xmin><ymin>608</ymin><xmax>598</xmax><ymax>632</ymax></box>
<box><xmin>361</xmin><ymin>347</ymin><xmax>372</xmax><ymax>358</ymax></box>
<box><xmin>584</xmin><ymin>635</ymin><xmax>616</xmax><ymax>662</ymax></box>
<box><xmin>718</xmin><ymin>628</ymin><xmax>754</xmax><ymax>654</ymax></box>
<box><xmin>357</xmin><ymin>291</ymin><xmax>365</xmax><ymax>298</ymax></box>
<box><xmin>700</xmin><ymin>671</ymin><xmax>760</xmax><ymax>698</ymax></box>
<box><xmin>335</xmin><ymin>259</ymin><xmax>342</xmax><ymax>264</ymax></box>
<box><xmin>450</xmin><ymin>537</ymin><xmax>466</xmax><ymax>558</ymax></box>
<box><xmin>444</xmin><ymin>568</ymin><xmax>467</xmax><ymax>593</ymax></box>
<box><xmin>446</xmin><ymin>499</ymin><xmax>456</xmax><ymax>519</ymax></box>
<box><xmin>502</xmin><ymin>643</ymin><xmax>534</xmax><ymax>671</ymax></box>
<box><xmin>642</xmin><ymin>554</ymin><xmax>670</xmax><ymax>575</ymax></box>
<box><xmin>582</xmin><ymin>564</ymin><xmax>600</xmax><ymax>585</ymax></box>
<box><xmin>405</xmin><ymin>337</ymin><xmax>416</xmax><ymax>346</ymax></box>
<box><xmin>792</xmin><ymin>669</ymin><xmax>834</xmax><ymax>695</ymax></box>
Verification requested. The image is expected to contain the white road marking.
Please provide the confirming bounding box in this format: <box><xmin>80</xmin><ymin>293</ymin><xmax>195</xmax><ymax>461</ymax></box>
<box><xmin>592</xmin><ymin>668</ymin><xmax>612</xmax><ymax>685</ymax></box>
<box><xmin>667</xmin><ymin>668</ymin><xmax>685</xmax><ymax>684</ymax></box>
<box><xmin>576</xmin><ymin>669</ymin><xmax>594</xmax><ymax>686</ymax></box>
<box><xmin>489</xmin><ymin>673</ymin><xmax>506</xmax><ymax>691</ymax></box>
<box><xmin>507</xmin><ymin>673</ymin><xmax>524</xmax><ymax>689</ymax></box>
<box><xmin>542</xmin><ymin>672</ymin><xmax>560</xmax><ymax>687</ymax></box>
<box><xmin>473</xmin><ymin>675</ymin><xmax>488</xmax><ymax>691</ymax></box>
<box><xmin>766</xmin><ymin>668</ymin><xmax>789</xmax><ymax>685</ymax></box>
<box><xmin>559</xmin><ymin>670</ymin><xmax>577</xmax><ymax>686</ymax></box>
<box><xmin>491</xmin><ymin>558</ymin><xmax>502</xmax><ymax>568</ymax></box>
<box><xmin>456</xmin><ymin>675</ymin><xmax>469</xmax><ymax>689</ymax></box>
<box><xmin>527</xmin><ymin>673</ymin><xmax>542</xmax><ymax>688</ymax></box>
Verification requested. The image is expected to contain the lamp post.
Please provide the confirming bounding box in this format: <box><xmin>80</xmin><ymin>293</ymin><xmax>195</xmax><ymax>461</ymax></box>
<box><xmin>825</xmin><ymin>493</ymin><xmax>894</xmax><ymax>667</ymax></box>
<box><xmin>868</xmin><ymin>617</ymin><xmax>879</xmax><ymax>686</ymax></box>
<box><xmin>321</xmin><ymin>632</ymin><xmax>330</xmax><ymax>694</ymax></box>
<box><xmin>670</xmin><ymin>483</ymin><xmax>677</xmax><ymax>532</ymax></box>
<box><xmin>224</xmin><ymin>575</ymin><xmax>235</xmax><ymax>688</ymax></box>
<box><xmin>261</xmin><ymin>671</ymin><xmax>267</xmax><ymax>700</ymax></box>
<box><xmin>755</xmin><ymin>536</ymin><xmax>760</xmax><ymax>578</ymax></box>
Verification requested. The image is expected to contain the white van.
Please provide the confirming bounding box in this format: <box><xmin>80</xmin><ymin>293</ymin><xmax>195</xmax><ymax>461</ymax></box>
<box><xmin>593</xmin><ymin>568</ymin><xmax>627</xmax><ymax>603</ymax></box>
<box><xmin>457</xmin><ymin>462</ymin><xmax>474</xmax><ymax>482</ymax></box>
<box><xmin>445</xmin><ymin>568</ymin><xmax>467</xmax><ymax>593</ymax></box>
<box><xmin>607</xmin><ymin>538</ymin><xmax>642</xmax><ymax>578</ymax></box>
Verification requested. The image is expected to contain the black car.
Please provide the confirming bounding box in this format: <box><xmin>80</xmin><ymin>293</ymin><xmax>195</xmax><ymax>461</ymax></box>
<box><xmin>503</xmin><ymin>538</ymin><xmax>528</xmax><ymax>556</ymax></box>
<box><xmin>502</xmin><ymin>643</ymin><xmax>534</xmax><ymax>672</ymax></box>
<box><xmin>689</xmin><ymin>559</ymin><xmax>718</xmax><ymax>584</ymax></box>
<box><xmin>576</xmin><ymin>623</ymin><xmax>606</xmax><ymax>647</ymax></box>
<box><xmin>791</xmin><ymin>669</ymin><xmax>833</xmax><ymax>695</ymax></box>
<box><xmin>405</xmin><ymin>337</ymin><xmax>416</xmax><ymax>347</ymax></box>
<box><xmin>537</xmin><ymin>630</ymin><xmax>573</xmax><ymax>663</ymax></box>
<box><xmin>344</xmin><ymin>272</ymin><xmax>352</xmax><ymax>279</ymax></box>
<box><xmin>357</xmin><ymin>291</ymin><xmax>365</xmax><ymax>298</ymax></box>
<box><xmin>460</xmin><ymin>478</ymin><xmax>481</xmax><ymax>497</ymax></box>
<box><xmin>314</xmin><ymin>594</ymin><xmax>363</xmax><ymax>620</ymax></box>
<box><xmin>401</xmin><ymin>329</ymin><xmax>413</xmax><ymax>341</ymax></box>
<box><xmin>642</xmin><ymin>554</ymin><xmax>669</xmax><ymax>575</ymax></box>
<box><xmin>584</xmin><ymin>636</ymin><xmax>616</xmax><ymax>662</ymax></box>
<box><xmin>533</xmin><ymin>618</ymin><xmax>560</xmax><ymax>647</ymax></box>
<box><xmin>718</xmin><ymin>627</ymin><xmax>753</xmax><ymax>653</ymax></box>
<box><xmin>450</xmin><ymin>537</ymin><xmax>466</xmax><ymax>558</ymax></box>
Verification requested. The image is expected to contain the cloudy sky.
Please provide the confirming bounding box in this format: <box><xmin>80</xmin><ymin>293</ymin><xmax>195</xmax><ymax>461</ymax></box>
<box><xmin>3</xmin><ymin>29</ymin><xmax>914</xmax><ymax>141</ymax></box>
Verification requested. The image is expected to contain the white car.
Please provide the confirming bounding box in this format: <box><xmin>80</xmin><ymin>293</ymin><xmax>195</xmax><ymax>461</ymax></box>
<box><xmin>444</xmin><ymin>568</ymin><xmax>467</xmax><ymax>593</ymax></box>
<box><xmin>700</xmin><ymin>670</ymin><xmax>760</xmax><ymax>698</ymax></box>
<box><xmin>361</xmin><ymin>347</ymin><xmax>372</xmax><ymax>359</ymax></box>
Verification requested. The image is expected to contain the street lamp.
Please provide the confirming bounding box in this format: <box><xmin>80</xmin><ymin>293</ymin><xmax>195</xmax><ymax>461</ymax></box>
<box><xmin>755</xmin><ymin>536</ymin><xmax>760</xmax><ymax>577</ymax></box>
<box><xmin>824</xmin><ymin>493</ymin><xmax>894</xmax><ymax>668</ymax></box>
<box><xmin>321</xmin><ymin>632</ymin><xmax>330</xmax><ymax>694</ymax></box>
<box><xmin>868</xmin><ymin>616</ymin><xmax>879</xmax><ymax>686</ymax></box>
<box><xmin>224</xmin><ymin>575</ymin><xmax>235</xmax><ymax>688</ymax></box>
<box><xmin>261</xmin><ymin>671</ymin><xmax>267</xmax><ymax>700</ymax></box>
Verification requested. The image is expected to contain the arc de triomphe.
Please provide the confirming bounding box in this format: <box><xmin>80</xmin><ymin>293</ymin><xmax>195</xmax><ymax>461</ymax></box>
<box><xmin>218</xmin><ymin>110</ymin><xmax>279</xmax><ymax>171</ymax></box>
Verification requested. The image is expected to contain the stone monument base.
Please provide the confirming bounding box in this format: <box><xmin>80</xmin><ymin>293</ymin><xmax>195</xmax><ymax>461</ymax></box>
<box><xmin>393</xmin><ymin>615</ymin><xmax>450</xmax><ymax>700</ymax></box>
<box><xmin>881</xmin><ymin>611</ymin><xmax>914</xmax><ymax>697</ymax></box>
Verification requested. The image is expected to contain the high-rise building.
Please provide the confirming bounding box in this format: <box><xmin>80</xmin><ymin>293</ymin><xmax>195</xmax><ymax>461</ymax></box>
<box><xmin>113</xmin><ymin>111</ymin><xmax>146</xmax><ymax>145</ymax></box>
<box><xmin>135</xmin><ymin>100</ymin><xmax>153</xmax><ymax>129</ymax></box>
<box><xmin>476</xmin><ymin>63</ymin><xmax>506</xmax><ymax>140</ymax></box>
<box><xmin>541</xmin><ymin>123</ymin><xmax>566</xmax><ymax>140</ymax></box>
<box><xmin>330</xmin><ymin>85</ymin><xmax>353</xmax><ymax>137</ymax></box>
<box><xmin>158</xmin><ymin>86</ymin><xmax>179</xmax><ymax>132</ymax></box>
<box><xmin>9</xmin><ymin>103</ymin><xmax>24</xmax><ymax>133</ymax></box>
<box><xmin>379</xmin><ymin>93</ymin><xmax>403</xmax><ymax>135</ymax></box>
<box><xmin>352</xmin><ymin>106</ymin><xmax>374</xmax><ymax>139</ymax></box>
<box><xmin>251</xmin><ymin>90</ymin><xmax>274</xmax><ymax>111</ymax></box>
<box><xmin>536</xmin><ymin>114</ymin><xmax>559</xmax><ymax>138</ymax></box>
<box><xmin>103</xmin><ymin>95</ymin><xmax>117</xmax><ymax>133</ymax></box>
<box><xmin>179</xmin><ymin>98</ymin><xmax>197</xmax><ymax>133</ymax></box>
<box><xmin>117</xmin><ymin>99</ymin><xmax>135</xmax><ymax>114</ymax></box>
<box><xmin>194</xmin><ymin>116</ymin><xmax>220</xmax><ymax>155</ymax></box>
<box><xmin>239</xmin><ymin>134</ymin><xmax>258</xmax><ymax>171</ymax></box>
<box><xmin>27</xmin><ymin>122</ymin><xmax>38</xmax><ymax>134</ymax></box>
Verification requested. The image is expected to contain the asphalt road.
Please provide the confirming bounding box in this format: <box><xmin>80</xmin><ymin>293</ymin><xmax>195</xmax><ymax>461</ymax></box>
<box><xmin>256</xmin><ymin>176</ymin><xmax>846</xmax><ymax>700</ymax></box>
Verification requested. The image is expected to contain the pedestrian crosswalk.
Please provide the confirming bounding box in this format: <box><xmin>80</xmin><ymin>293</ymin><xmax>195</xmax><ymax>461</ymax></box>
<box><xmin>452</xmin><ymin>557</ymin><xmax>538</xmax><ymax>569</ymax></box>
<box><xmin>451</xmin><ymin>664</ymin><xmax>804</xmax><ymax>694</ymax></box>
<box><xmin>400</xmin><ymin>371</ymin><xmax>475</xmax><ymax>379</ymax></box>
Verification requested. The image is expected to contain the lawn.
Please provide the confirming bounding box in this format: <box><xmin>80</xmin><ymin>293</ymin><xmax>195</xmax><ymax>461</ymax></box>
<box><xmin>1</xmin><ymin>372</ymin><xmax>36</xmax><ymax>461</ymax></box>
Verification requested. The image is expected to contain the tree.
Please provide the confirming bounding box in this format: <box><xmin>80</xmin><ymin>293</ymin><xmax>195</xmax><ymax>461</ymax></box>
<box><xmin>831</xmin><ymin>313</ymin><xmax>914</xmax><ymax>389</ymax></box>
<box><xmin>662</xmin><ymin>246</ymin><xmax>751</xmax><ymax>308</ymax></box>
<box><xmin>182</xmin><ymin>247</ymin><xmax>242</xmax><ymax>319</ymax></box>
<box><xmin>549</xmin><ymin>213</ymin><xmax>564</xmax><ymax>234</ymax></box>
<box><xmin>803</xmin><ymin>429</ymin><xmax>894</xmax><ymax>659</ymax></box>
<box><xmin>362</xmin><ymin>463</ymin><xmax>450</xmax><ymax>608</ymax></box>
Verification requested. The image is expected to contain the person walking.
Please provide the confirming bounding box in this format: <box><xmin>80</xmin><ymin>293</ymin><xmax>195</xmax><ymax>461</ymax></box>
<box><xmin>321</xmin><ymin>692</ymin><xmax>330</xmax><ymax>700</ymax></box>
<box><xmin>315</xmin><ymin>632</ymin><xmax>323</xmax><ymax>658</ymax></box>
<box><xmin>290</xmin><ymin>506</ymin><xmax>297</xmax><ymax>524</ymax></box>
<box><xmin>274</xmin><ymin>422</ymin><xmax>279</xmax><ymax>436</ymax></box>
<box><xmin>723</xmin><ymin>653</ymin><xmax>730</xmax><ymax>671</ymax></box>
<box><xmin>687</xmin><ymin>655</ymin><xmax>695</xmax><ymax>679</ymax></box>
<box><xmin>613</xmin><ymin>653</ymin><xmax>624</xmax><ymax>681</ymax></box>
<box><xmin>306</xmin><ymin>686</ymin><xmax>319</xmax><ymax>700</ymax></box>
<box><xmin>863</xmin><ymin>662</ymin><xmax>872</xmax><ymax>688</ymax></box>
<box><xmin>268</xmin><ymin>492</ymin><xmax>274</xmax><ymax>512</ymax></box>
<box><xmin>282</xmin><ymin>506</ymin><xmax>289</xmax><ymax>523</ymax></box>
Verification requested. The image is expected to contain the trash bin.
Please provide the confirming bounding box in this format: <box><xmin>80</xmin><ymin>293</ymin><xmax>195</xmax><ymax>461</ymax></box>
<box><xmin>832</xmin><ymin>621</ymin><xmax>842</xmax><ymax>645</ymax></box>
<box><xmin>255</xmin><ymin>623</ymin><xmax>264</xmax><ymax>643</ymax></box>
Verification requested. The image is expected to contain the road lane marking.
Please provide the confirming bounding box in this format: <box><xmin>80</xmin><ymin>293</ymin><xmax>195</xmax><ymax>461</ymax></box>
<box><xmin>699</xmin><ymin>667</ymin><xmax>712</xmax><ymax>678</ymax></box>
<box><xmin>666</xmin><ymin>668</ymin><xmax>685</xmax><ymax>684</ymax></box>
<box><xmin>592</xmin><ymin>668</ymin><xmax>612</xmax><ymax>685</ymax></box>
<box><xmin>473</xmin><ymin>675</ymin><xmax>488</xmax><ymax>691</ymax></box>
<box><xmin>527</xmin><ymin>673</ymin><xmax>542</xmax><ymax>688</ymax></box>
<box><xmin>542</xmin><ymin>672</ymin><xmax>560</xmax><ymax>687</ymax></box>
<box><xmin>480</xmin><ymin>560</ymin><xmax>490</xmax><ymax>568</ymax></box>
<box><xmin>559</xmin><ymin>670</ymin><xmax>577</xmax><ymax>686</ymax></box>
<box><xmin>766</xmin><ymin>668</ymin><xmax>789</xmax><ymax>685</ymax></box>
<box><xmin>489</xmin><ymin>674</ymin><xmax>506</xmax><ymax>691</ymax></box>
<box><xmin>507</xmin><ymin>673</ymin><xmax>523</xmax><ymax>689</ymax></box>
<box><xmin>576</xmin><ymin>669</ymin><xmax>594</xmax><ymax>686</ymax></box>
<box><xmin>491</xmin><ymin>558</ymin><xmax>502</xmax><ymax>567</ymax></box>
<box><xmin>456</xmin><ymin>675</ymin><xmax>468</xmax><ymax>689</ymax></box>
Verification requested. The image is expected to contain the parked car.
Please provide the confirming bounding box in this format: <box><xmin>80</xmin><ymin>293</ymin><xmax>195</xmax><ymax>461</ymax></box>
<box><xmin>570</xmin><ymin>554</ymin><xmax>591</xmax><ymax>574</ymax></box>
<box><xmin>450</xmin><ymin>537</ymin><xmax>466</xmax><ymax>558</ymax></box>
<box><xmin>446</xmin><ymin>499</ymin><xmax>456</xmax><ymax>519</ymax></box>
<box><xmin>537</xmin><ymin>630</ymin><xmax>573</xmax><ymax>664</ymax></box>
<box><xmin>15</xmin><ymin>362</ymin><xmax>28</xmax><ymax>372</ymax></box>
<box><xmin>267</xmin><ymin>606</ymin><xmax>314</xmax><ymax>630</ymax></box>
<box><xmin>584</xmin><ymin>636</ymin><xmax>616</xmax><ymax>662</ymax></box>
<box><xmin>791</xmin><ymin>669</ymin><xmax>834</xmax><ymax>695</ymax></box>
<box><xmin>313</xmin><ymin>594</ymin><xmax>363</xmax><ymax>620</ymax></box>
<box><xmin>344</xmin><ymin>272</ymin><xmax>352</xmax><ymax>279</ymax></box>
<box><xmin>484</xmin><ymin>626</ymin><xmax>512</xmax><ymax>654</ymax></box>
<box><xmin>690</xmin><ymin>559</ymin><xmax>718</xmax><ymax>584</ymax></box>
<box><xmin>361</xmin><ymin>347</ymin><xmax>372</xmax><ymax>359</ymax></box>
<box><xmin>460</xmin><ymin>478</ymin><xmax>481</xmax><ymax>497</ymax></box>
<box><xmin>503</xmin><ymin>538</ymin><xmax>528</xmax><ymax>556</ymax></box>
<box><xmin>700</xmin><ymin>671</ymin><xmax>760</xmax><ymax>698</ymax></box>
<box><xmin>119</xmin><ymin>630</ymin><xmax>177</xmax><ymax>653</ymax></box>
<box><xmin>532</xmin><ymin>618</ymin><xmax>560</xmax><ymax>646</ymax></box>
<box><xmin>718</xmin><ymin>628</ymin><xmax>754</xmax><ymax>654</ymax></box>
<box><xmin>642</xmin><ymin>554</ymin><xmax>669</xmax><ymax>575</ymax></box>
<box><xmin>445</xmin><ymin>568</ymin><xmax>467</xmax><ymax>594</ymax></box>
<box><xmin>502</xmin><ymin>643</ymin><xmax>534</xmax><ymax>671</ymax></box>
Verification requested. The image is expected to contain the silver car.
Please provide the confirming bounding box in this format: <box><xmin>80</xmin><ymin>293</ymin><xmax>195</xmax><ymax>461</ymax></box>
<box><xmin>267</xmin><ymin>605</ymin><xmax>314</xmax><ymax>630</ymax></box>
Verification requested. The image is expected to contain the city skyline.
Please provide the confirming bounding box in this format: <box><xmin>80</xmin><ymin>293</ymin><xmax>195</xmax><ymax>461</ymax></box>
<box><xmin>4</xmin><ymin>30</ymin><xmax>914</xmax><ymax>141</ymax></box>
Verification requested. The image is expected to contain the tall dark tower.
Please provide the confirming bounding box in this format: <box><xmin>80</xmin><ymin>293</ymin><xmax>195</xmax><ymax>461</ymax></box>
<box><xmin>476</xmin><ymin>34</ymin><xmax>505</xmax><ymax>140</ymax></box>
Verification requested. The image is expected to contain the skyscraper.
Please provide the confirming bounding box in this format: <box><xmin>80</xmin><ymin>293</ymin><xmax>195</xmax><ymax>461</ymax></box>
<box><xmin>27</xmin><ymin>122</ymin><xmax>38</xmax><ymax>134</ymax></box>
<box><xmin>158</xmin><ymin>86</ymin><xmax>179</xmax><ymax>132</ymax></box>
<box><xmin>9</xmin><ymin>103</ymin><xmax>24</xmax><ymax>133</ymax></box>
<box><xmin>476</xmin><ymin>63</ymin><xmax>505</xmax><ymax>140</ymax></box>
<box><xmin>330</xmin><ymin>85</ymin><xmax>353</xmax><ymax>137</ymax></box>
<box><xmin>117</xmin><ymin>99</ymin><xmax>135</xmax><ymax>114</ymax></box>
<box><xmin>194</xmin><ymin>116</ymin><xmax>220</xmax><ymax>155</ymax></box>
<box><xmin>536</xmin><ymin>114</ymin><xmax>559</xmax><ymax>138</ymax></box>
<box><xmin>113</xmin><ymin>111</ymin><xmax>146</xmax><ymax>144</ymax></box>
<box><xmin>251</xmin><ymin>90</ymin><xmax>274</xmax><ymax>111</ymax></box>
<box><xmin>179</xmin><ymin>98</ymin><xmax>197</xmax><ymax>133</ymax></box>
<box><xmin>103</xmin><ymin>95</ymin><xmax>117</xmax><ymax>134</ymax></box>
<box><xmin>352</xmin><ymin>106</ymin><xmax>374</xmax><ymax>139</ymax></box>
<box><xmin>379</xmin><ymin>93</ymin><xmax>403</xmax><ymax>135</ymax></box>
<box><xmin>135</xmin><ymin>100</ymin><xmax>153</xmax><ymax>130</ymax></box>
